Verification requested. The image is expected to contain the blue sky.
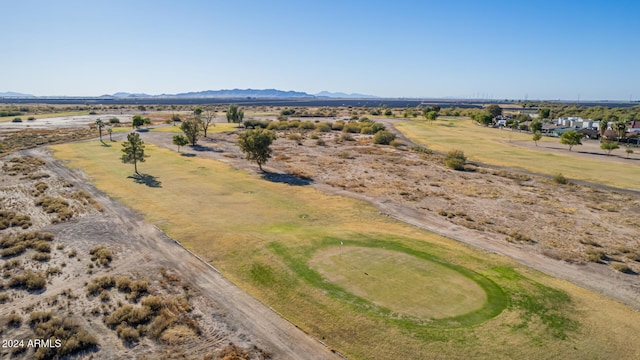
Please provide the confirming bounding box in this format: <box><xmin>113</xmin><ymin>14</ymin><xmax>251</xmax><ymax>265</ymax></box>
<box><xmin>2</xmin><ymin>0</ymin><xmax>639</xmax><ymax>100</ymax></box>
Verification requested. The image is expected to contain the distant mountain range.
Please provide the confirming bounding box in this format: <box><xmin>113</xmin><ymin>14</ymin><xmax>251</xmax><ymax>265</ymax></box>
<box><xmin>0</xmin><ymin>91</ymin><xmax>35</xmax><ymax>98</ymax></box>
<box><xmin>107</xmin><ymin>89</ymin><xmax>378</xmax><ymax>99</ymax></box>
<box><xmin>0</xmin><ymin>89</ymin><xmax>377</xmax><ymax>99</ymax></box>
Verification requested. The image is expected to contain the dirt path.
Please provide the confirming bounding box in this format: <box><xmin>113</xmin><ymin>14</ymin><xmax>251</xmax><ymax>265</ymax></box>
<box><xmin>28</xmin><ymin>147</ymin><xmax>342</xmax><ymax>360</ymax></box>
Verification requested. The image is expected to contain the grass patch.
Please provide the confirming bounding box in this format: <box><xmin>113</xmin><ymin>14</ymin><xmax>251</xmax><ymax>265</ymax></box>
<box><xmin>395</xmin><ymin>118</ymin><xmax>640</xmax><ymax>189</ymax></box>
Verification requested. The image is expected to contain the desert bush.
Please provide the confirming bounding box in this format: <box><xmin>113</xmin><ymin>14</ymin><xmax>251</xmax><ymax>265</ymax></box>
<box><xmin>444</xmin><ymin>150</ymin><xmax>467</xmax><ymax>170</ymax></box>
<box><xmin>373</xmin><ymin>130</ymin><xmax>396</xmax><ymax>145</ymax></box>
<box><xmin>586</xmin><ymin>248</ymin><xmax>607</xmax><ymax>263</ymax></box>
<box><xmin>277</xmin><ymin>121</ymin><xmax>291</xmax><ymax>130</ymax></box>
<box><xmin>34</xmin><ymin>181</ymin><xmax>48</xmax><ymax>193</ymax></box>
<box><xmin>360</xmin><ymin>126</ymin><xmax>376</xmax><ymax>135</ymax></box>
<box><xmin>286</xmin><ymin>133</ymin><xmax>304</xmax><ymax>142</ymax></box>
<box><xmin>29</xmin><ymin>311</ymin><xmax>53</xmax><ymax>325</ymax></box>
<box><xmin>108</xmin><ymin>117</ymin><xmax>120</xmax><ymax>124</ymax></box>
<box><xmin>67</xmin><ymin>249</ymin><xmax>77</xmax><ymax>258</ymax></box>
<box><xmin>159</xmin><ymin>324</ymin><xmax>197</xmax><ymax>345</ymax></box>
<box><xmin>128</xmin><ymin>279</ymin><xmax>149</xmax><ymax>301</ymax></box>
<box><xmin>266</xmin><ymin>121</ymin><xmax>279</xmax><ymax>130</ymax></box>
<box><xmin>411</xmin><ymin>145</ymin><xmax>432</xmax><ymax>154</ymax></box>
<box><xmin>89</xmin><ymin>245</ymin><xmax>113</xmax><ymax>266</ymax></box>
<box><xmin>298</xmin><ymin>121</ymin><xmax>316</xmax><ymax>130</ymax></box>
<box><xmin>0</xmin><ymin>211</ymin><xmax>32</xmax><ymax>230</ymax></box>
<box><xmin>30</xmin><ymin>315</ymin><xmax>98</xmax><ymax>359</ymax></box>
<box><xmin>343</xmin><ymin>122</ymin><xmax>362</xmax><ymax>133</ymax></box>
<box><xmin>9</xmin><ymin>270</ymin><xmax>46</xmax><ymax>290</ymax></box>
<box><xmin>35</xmin><ymin>196</ymin><xmax>72</xmax><ymax>222</ymax></box>
<box><xmin>612</xmin><ymin>262</ymin><xmax>635</xmax><ymax>274</ymax></box>
<box><xmin>32</xmin><ymin>252</ymin><xmax>51</xmax><ymax>262</ymax></box>
<box><xmin>331</xmin><ymin>121</ymin><xmax>345</xmax><ymax>131</ymax></box>
<box><xmin>243</xmin><ymin>119</ymin><xmax>268</xmax><ymax>129</ymax></box>
<box><xmin>99</xmin><ymin>290</ymin><xmax>110</xmax><ymax>302</ymax></box>
<box><xmin>6</xmin><ymin>312</ymin><xmax>22</xmax><ymax>327</ymax></box>
<box><xmin>116</xmin><ymin>276</ymin><xmax>132</xmax><ymax>292</ymax></box>
<box><xmin>309</xmin><ymin>133</ymin><xmax>319</xmax><ymax>139</ymax></box>
<box><xmin>141</xmin><ymin>295</ymin><xmax>163</xmax><ymax>312</ymax></box>
<box><xmin>3</xmin><ymin>259</ymin><xmax>21</xmax><ymax>270</ymax></box>
<box><xmin>105</xmin><ymin>304</ymin><xmax>153</xmax><ymax>327</ymax></box>
<box><xmin>553</xmin><ymin>173</ymin><xmax>568</xmax><ymax>184</ymax></box>
<box><xmin>390</xmin><ymin>140</ymin><xmax>402</xmax><ymax>148</ymax></box>
<box><xmin>315</xmin><ymin>138</ymin><xmax>326</xmax><ymax>146</ymax></box>
<box><xmin>86</xmin><ymin>276</ymin><xmax>115</xmax><ymax>295</ymax></box>
<box><xmin>148</xmin><ymin>309</ymin><xmax>176</xmax><ymax>339</ymax></box>
<box><xmin>508</xmin><ymin>231</ymin><xmax>535</xmax><ymax>244</ymax></box>
<box><xmin>1</xmin><ymin>244</ymin><xmax>26</xmax><ymax>258</ymax></box>
<box><xmin>0</xmin><ymin>294</ymin><xmax>10</xmax><ymax>304</ymax></box>
<box><xmin>12</xmin><ymin>117</ymin><xmax>22</xmax><ymax>122</ymax></box>
<box><xmin>116</xmin><ymin>324</ymin><xmax>140</xmax><ymax>342</ymax></box>
<box><xmin>34</xmin><ymin>240</ymin><xmax>51</xmax><ymax>253</ymax></box>
<box><xmin>315</xmin><ymin>122</ymin><xmax>332</xmax><ymax>132</ymax></box>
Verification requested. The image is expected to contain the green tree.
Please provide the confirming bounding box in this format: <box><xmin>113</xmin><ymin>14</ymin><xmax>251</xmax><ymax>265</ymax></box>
<box><xmin>193</xmin><ymin>107</ymin><xmax>203</xmax><ymax>119</ymax></box>
<box><xmin>132</xmin><ymin>114</ymin><xmax>145</xmax><ymax>129</ymax></box>
<box><xmin>180</xmin><ymin>118</ymin><xmax>201</xmax><ymax>146</ymax></box>
<box><xmin>171</xmin><ymin>114</ymin><xmax>181</xmax><ymax>126</ymax></box>
<box><xmin>530</xmin><ymin>119</ymin><xmax>543</xmax><ymax>132</ymax></box>
<box><xmin>560</xmin><ymin>130</ymin><xmax>583</xmax><ymax>151</ymax></box>
<box><xmin>95</xmin><ymin>118</ymin><xmax>105</xmax><ymax>142</ymax></box>
<box><xmin>238</xmin><ymin>129</ymin><xmax>275</xmax><ymax>171</ymax></box>
<box><xmin>599</xmin><ymin>120</ymin><xmax>608</xmax><ymax>141</ymax></box>
<box><xmin>485</xmin><ymin>104</ymin><xmax>502</xmax><ymax>118</ymax></box>
<box><xmin>121</xmin><ymin>133</ymin><xmax>146</xmax><ymax>175</ymax></box>
<box><xmin>384</xmin><ymin>109</ymin><xmax>393</xmax><ymax>116</ymax></box>
<box><xmin>473</xmin><ymin>112</ymin><xmax>493</xmax><ymax>126</ymax></box>
<box><xmin>515</xmin><ymin>113</ymin><xmax>532</xmax><ymax>122</ymax></box>
<box><xmin>538</xmin><ymin>108</ymin><xmax>551</xmax><ymax>119</ymax></box>
<box><xmin>626</xmin><ymin>148</ymin><xmax>634</xmax><ymax>158</ymax></box>
<box><xmin>614</xmin><ymin>119</ymin><xmax>628</xmax><ymax>139</ymax></box>
<box><xmin>422</xmin><ymin>109</ymin><xmax>438</xmax><ymax>123</ymax></box>
<box><xmin>226</xmin><ymin>104</ymin><xmax>244</xmax><ymax>123</ymax></box>
<box><xmin>172</xmin><ymin>134</ymin><xmax>188</xmax><ymax>152</ymax></box>
<box><xmin>532</xmin><ymin>131</ymin><xmax>541</xmax><ymax>146</ymax></box>
<box><xmin>600</xmin><ymin>141</ymin><xmax>619</xmax><ymax>155</ymax></box>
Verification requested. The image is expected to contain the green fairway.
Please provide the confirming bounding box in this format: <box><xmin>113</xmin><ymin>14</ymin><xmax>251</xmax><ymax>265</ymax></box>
<box><xmin>395</xmin><ymin>118</ymin><xmax>640</xmax><ymax>189</ymax></box>
<box><xmin>50</xmin><ymin>139</ymin><xmax>640</xmax><ymax>359</ymax></box>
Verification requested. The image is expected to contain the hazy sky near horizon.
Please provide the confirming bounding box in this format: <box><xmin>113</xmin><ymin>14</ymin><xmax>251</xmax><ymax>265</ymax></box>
<box><xmin>2</xmin><ymin>0</ymin><xmax>639</xmax><ymax>100</ymax></box>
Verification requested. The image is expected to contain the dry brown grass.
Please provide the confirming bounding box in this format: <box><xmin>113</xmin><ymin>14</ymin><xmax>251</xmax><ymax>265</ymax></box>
<box><xmin>89</xmin><ymin>245</ymin><xmax>113</xmax><ymax>266</ymax></box>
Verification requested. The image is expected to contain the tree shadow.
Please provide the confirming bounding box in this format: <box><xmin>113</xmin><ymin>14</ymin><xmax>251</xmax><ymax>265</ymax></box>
<box><xmin>190</xmin><ymin>144</ymin><xmax>220</xmax><ymax>152</ymax></box>
<box><xmin>100</xmin><ymin>141</ymin><xmax>111</xmax><ymax>147</ymax></box>
<box><xmin>261</xmin><ymin>171</ymin><xmax>314</xmax><ymax>186</ymax></box>
<box><xmin>180</xmin><ymin>153</ymin><xmax>196</xmax><ymax>157</ymax></box>
<box><xmin>128</xmin><ymin>173</ymin><xmax>162</xmax><ymax>188</ymax></box>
